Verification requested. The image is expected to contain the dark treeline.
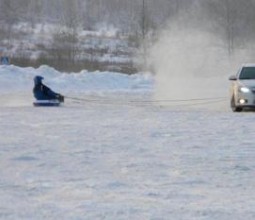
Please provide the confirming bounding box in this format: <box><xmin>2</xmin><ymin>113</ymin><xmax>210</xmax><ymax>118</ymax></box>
<box><xmin>0</xmin><ymin>0</ymin><xmax>255</xmax><ymax>71</ymax></box>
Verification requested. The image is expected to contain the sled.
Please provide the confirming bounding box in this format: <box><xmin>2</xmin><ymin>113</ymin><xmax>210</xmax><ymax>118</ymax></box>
<box><xmin>33</xmin><ymin>100</ymin><xmax>61</xmax><ymax>107</ymax></box>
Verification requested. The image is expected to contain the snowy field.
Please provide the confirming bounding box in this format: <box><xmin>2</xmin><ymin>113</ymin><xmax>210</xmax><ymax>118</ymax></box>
<box><xmin>0</xmin><ymin>66</ymin><xmax>254</xmax><ymax>220</ymax></box>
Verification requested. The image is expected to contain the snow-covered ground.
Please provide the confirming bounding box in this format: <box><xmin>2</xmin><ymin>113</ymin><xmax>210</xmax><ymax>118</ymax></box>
<box><xmin>0</xmin><ymin>65</ymin><xmax>254</xmax><ymax>220</ymax></box>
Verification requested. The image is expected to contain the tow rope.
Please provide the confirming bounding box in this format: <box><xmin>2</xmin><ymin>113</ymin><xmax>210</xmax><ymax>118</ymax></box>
<box><xmin>65</xmin><ymin>96</ymin><xmax>228</xmax><ymax>107</ymax></box>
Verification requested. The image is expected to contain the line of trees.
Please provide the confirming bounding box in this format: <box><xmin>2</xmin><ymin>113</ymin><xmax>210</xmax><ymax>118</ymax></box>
<box><xmin>201</xmin><ymin>0</ymin><xmax>255</xmax><ymax>54</ymax></box>
<box><xmin>1</xmin><ymin>0</ymin><xmax>255</xmax><ymax>47</ymax></box>
<box><xmin>1</xmin><ymin>0</ymin><xmax>255</xmax><ymax>71</ymax></box>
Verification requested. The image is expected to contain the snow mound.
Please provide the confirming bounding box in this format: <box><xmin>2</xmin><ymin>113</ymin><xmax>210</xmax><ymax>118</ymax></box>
<box><xmin>0</xmin><ymin>65</ymin><xmax>153</xmax><ymax>94</ymax></box>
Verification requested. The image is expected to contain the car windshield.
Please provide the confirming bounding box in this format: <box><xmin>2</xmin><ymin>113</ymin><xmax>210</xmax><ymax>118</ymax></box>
<box><xmin>239</xmin><ymin>67</ymin><xmax>255</xmax><ymax>80</ymax></box>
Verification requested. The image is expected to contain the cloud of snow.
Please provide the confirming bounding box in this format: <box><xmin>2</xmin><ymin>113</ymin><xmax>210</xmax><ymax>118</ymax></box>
<box><xmin>147</xmin><ymin>10</ymin><xmax>255</xmax><ymax>109</ymax></box>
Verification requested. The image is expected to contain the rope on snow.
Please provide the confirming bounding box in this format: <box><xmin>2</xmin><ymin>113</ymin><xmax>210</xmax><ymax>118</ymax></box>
<box><xmin>65</xmin><ymin>95</ymin><xmax>228</xmax><ymax>107</ymax></box>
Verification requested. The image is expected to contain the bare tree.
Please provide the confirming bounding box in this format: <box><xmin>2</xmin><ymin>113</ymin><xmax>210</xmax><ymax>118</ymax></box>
<box><xmin>202</xmin><ymin>0</ymin><xmax>255</xmax><ymax>55</ymax></box>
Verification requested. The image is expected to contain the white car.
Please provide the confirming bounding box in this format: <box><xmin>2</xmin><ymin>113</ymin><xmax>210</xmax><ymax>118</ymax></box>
<box><xmin>229</xmin><ymin>65</ymin><xmax>255</xmax><ymax>112</ymax></box>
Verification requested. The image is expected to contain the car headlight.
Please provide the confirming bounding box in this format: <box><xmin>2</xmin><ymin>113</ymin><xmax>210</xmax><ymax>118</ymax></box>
<box><xmin>240</xmin><ymin>87</ymin><xmax>250</xmax><ymax>93</ymax></box>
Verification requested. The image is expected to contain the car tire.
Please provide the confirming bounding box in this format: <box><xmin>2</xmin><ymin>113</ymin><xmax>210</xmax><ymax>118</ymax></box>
<box><xmin>231</xmin><ymin>96</ymin><xmax>242</xmax><ymax>112</ymax></box>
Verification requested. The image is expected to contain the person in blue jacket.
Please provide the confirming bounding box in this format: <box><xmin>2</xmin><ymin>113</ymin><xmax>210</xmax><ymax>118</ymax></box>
<box><xmin>33</xmin><ymin>75</ymin><xmax>64</xmax><ymax>102</ymax></box>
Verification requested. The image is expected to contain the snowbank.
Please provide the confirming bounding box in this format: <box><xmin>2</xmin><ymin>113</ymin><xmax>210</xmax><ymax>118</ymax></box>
<box><xmin>0</xmin><ymin>65</ymin><xmax>153</xmax><ymax>94</ymax></box>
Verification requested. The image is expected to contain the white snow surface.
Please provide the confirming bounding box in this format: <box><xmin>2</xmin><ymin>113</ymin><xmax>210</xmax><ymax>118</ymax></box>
<box><xmin>0</xmin><ymin>65</ymin><xmax>254</xmax><ymax>220</ymax></box>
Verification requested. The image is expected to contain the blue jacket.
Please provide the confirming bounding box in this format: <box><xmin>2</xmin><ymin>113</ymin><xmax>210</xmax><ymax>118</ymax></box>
<box><xmin>33</xmin><ymin>76</ymin><xmax>59</xmax><ymax>100</ymax></box>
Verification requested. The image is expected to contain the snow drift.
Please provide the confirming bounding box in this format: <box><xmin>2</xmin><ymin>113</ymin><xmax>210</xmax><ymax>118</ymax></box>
<box><xmin>0</xmin><ymin>65</ymin><xmax>153</xmax><ymax>94</ymax></box>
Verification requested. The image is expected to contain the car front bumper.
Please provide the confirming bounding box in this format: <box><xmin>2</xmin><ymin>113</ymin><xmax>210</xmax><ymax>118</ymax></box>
<box><xmin>236</xmin><ymin>92</ymin><xmax>255</xmax><ymax>107</ymax></box>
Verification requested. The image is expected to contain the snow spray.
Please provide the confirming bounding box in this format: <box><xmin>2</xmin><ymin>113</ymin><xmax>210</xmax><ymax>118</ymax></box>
<box><xmin>146</xmin><ymin>7</ymin><xmax>255</xmax><ymax>110</ymax></box>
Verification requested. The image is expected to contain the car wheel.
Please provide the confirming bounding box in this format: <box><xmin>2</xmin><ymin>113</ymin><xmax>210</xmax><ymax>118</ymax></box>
<box><xmin>231</xmin><ymin>96</ymin><xmax>242</xmax><ymax>112</ymax></box>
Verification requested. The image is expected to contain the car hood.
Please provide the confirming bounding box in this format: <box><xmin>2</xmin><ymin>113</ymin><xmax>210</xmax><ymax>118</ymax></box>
<box><xmin>239</xmin><ymin>79</ymin><xmax>255</xmax><ymax>88</ymax></box>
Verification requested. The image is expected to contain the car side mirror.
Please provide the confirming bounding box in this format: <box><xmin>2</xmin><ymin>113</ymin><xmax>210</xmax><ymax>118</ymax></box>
<box><xmin>229</xmin><ymin>75</ymin><xmax>237</xmax><ymax>81</ymax></box>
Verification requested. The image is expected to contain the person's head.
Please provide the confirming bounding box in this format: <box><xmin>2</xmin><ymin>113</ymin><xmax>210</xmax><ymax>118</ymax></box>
<box><xmin>34</xmin><ymin>75</ymin><xmax>44</xmax><ymax>85</ymax></box>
